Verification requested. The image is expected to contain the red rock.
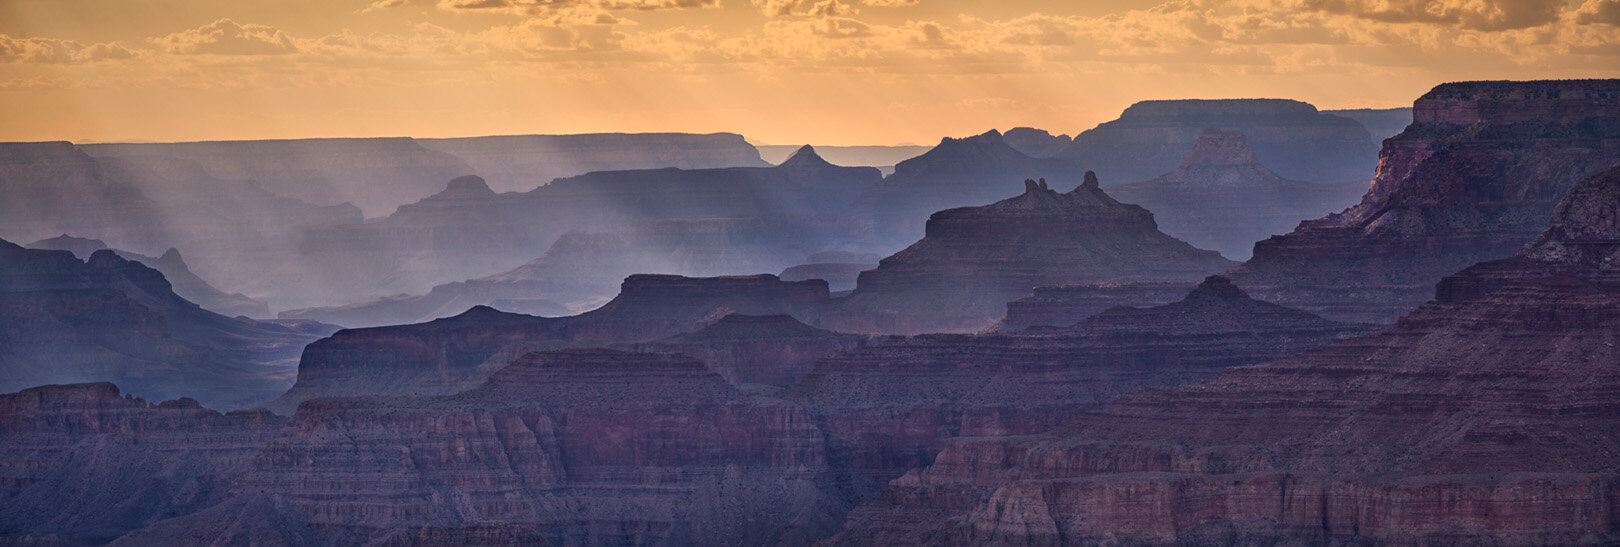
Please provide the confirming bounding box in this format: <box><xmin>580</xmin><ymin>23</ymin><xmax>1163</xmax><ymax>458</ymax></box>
<box><xmin>828</xmin><ymin>165</ymin><xmax>1620</xmax><ymax>545</ymax></box>
<box><xmin>827</xmin><ymin>174</ymin><xmax>1236</xmax><ymax>334</ymax></box>
<box><xmin>0</xmin><ymin>382</ymin><xmax>286</xmax><ymax>544</ymax></box>
<box><xmin>121</xmin><ymin>349</ymin><xmax>847</xmax><ymax>545</ymax></box>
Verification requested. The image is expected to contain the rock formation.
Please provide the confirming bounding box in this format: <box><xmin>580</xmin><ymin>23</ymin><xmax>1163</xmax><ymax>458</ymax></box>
<box><xmin>283</xmin><ymin>216</ymin><xmax>818</xmax><ymax>327</ymax></box>
<box><xmin>119</xmin><ymin>349</ymin><xmax>848</xmax><ymax>546</ymax></box>
<box><xmin>1108</xmin><ymin>128</ymin><xmax>1368</xmax><ymax>259</ymax></box>
<box><xmin>1059</xmin><ymin>98</ymin><xmax>1379</xmax><ymax>184</ymax></box>
<box><xmin>827</xmin><ymin>164</ymin><xmax>1620</xmax><ymax>545</ymax></box>
<box><xmin>755</xmin><ymin>144</ymin><xmax>931</xmax><ymax>173</ymax></box>
<box><xmin>283</xmin><ymin>147</ymin><xmax>879</xmax><ymax>311</ymax></box>
<box><xmin>1001</xmin><ymin>127</ymin><xmax>1073</xmax><ymax>157</ymax></box>
<box><xmin>827</xmin><ymin>174</ymin><xmax>1236</xmax><ymax>334</ymax></box>
<box><xmin>418</xmin><ymin>132</ymin><xmax>770</xmax><ymax>192</ymax></box>
<box><xmin>790</xmin><ymin>275</ymin><xmax>1373</xmax><ymax>500</ymax></box>
<box><xmin>779</xmin><ymin>251</ymin><xmax>882</xmax><ymax>292</ymax></box>
<box><xmin>619</xmin><ymin>314</ymin><xmax>875</xmax><ymax>388</ymax></box>
<box><xmin>0</xmin><ymin>382</ymin><xmax>286</xmax><ymax>544</ymax></box>
<box><xmin>1325</xmin><ymin>106</ymin><xmax>1414</xmax><ymax>141</ymax></box>
<box><xmin>1225</xmin><ymin>79</ymin><xmax>1620</xmax><ymax>323</ymax></box>
<box><xmin>27</xmin><ymin>235</ymin><xmax>270</xmax><ymax>318</ymax></box>
<box><xmin>0</xmin><ymin>238</ymin><xmax>335</xmax><ymax>409</ymax></box>
<box><xmin>264</xmin><ymin>274</ymin><xmax>832</xmax><ymax>414</ymax></box>
<box><xmin>849</xmin><ymin>130</ymin><xmax>1091</xmax><ymax>246</ymax></box>
<box><xmin>995</xmin><ymin>281</ymin><xmax>1196</xmax><ymax>331</ymax></box>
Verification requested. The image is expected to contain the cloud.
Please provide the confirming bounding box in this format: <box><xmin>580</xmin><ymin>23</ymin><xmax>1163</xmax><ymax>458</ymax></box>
<box><xmin>156</xmin><ymin>19</ymin><xmax>299</xmax><ymax>55</ymax></box>
<box><xmin>752</xmin><ymin>0</ymin><xmax>859</xmax><ymax>17</ymax></box>
<box><xmin>440</xmin><ymin>0</ymin><xmax>718</xmax><ymax>14</ymax></box>
<box><xmin>1299</xmin><ymin>0</ymin><xmax>1565</xmax><ymax>31</ymax></box>
<box><xmin>1575</xmin><ymin>0</ymin><xmax>1620</xmax><ymax>25</ymax></box>
<box><xmin>862</xmin><ymin>0</ymin><xmax>918</xmax><ymax>6</ymax></box>
<box><xmin>0</xmin><ymin>35</ymin><xmax>138</xmax><ymax>63</ymax></box>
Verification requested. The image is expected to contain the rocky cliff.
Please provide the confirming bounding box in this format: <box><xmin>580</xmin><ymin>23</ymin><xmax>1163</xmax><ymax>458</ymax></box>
<box><xmin>827</xmin><ymin>174</ymin><xmax>1235</xmax><ymax>334</ymax></box>
<box><xmin>264</xmin><ymin>274</ymin><xmax>833</xmax><ymax>414</ymax></box>
<box><xmin>0</xmin><ymin>238</ymin><xmax>335</xmax><ymax>409</ymax></box>
<box><xmin>827</xmin><ymin>164</ymin><xmax>1620</xmax><ymax>546</ymax></box>
<box><xmin>1001</xmin><ymin>127</ymin><xmax>1073</xmax><ymax>157</ymax></box>
<box><xmin>1060</xmin><ymin>98</ymin><xmax>1379</xmax><ymax>184</ymax></box>
<box><xmin>996</xmin><ymin>281</ymin><xmax>1196</xmax><ymax>331</ymax></box>
<box><xmin>28</xmin><ymin>235</ymin><xmax>270</xmax><ymax>318</ymax></box>
<box><xmin>0</xmin><ymin>382</ymin><xmax>286</xmax><ymax>544</ymax></box>
<box><xmin>1108</xmin><ymin>128</ymin><xmax>1368</xmax><ymax>259</ymax></box>
<box><xmin>790</xmin><ymin>276</ymin><xmax>1373</xmax><ymax>501</ymax></box>
<box><xmin>1225</xmin><ymin>79</ymin><xmax>1620</xmax><ymax>323</ymax></box>
<box><xmin>419</xmin><ymin>132</ymin><xmax>769</xmax><ymax>192</ymax></box>
<box><xmin>619</xmin><ymin>314</ymin><xmax>875</xmax><ymax>388</ymax></box>
<box><xmin>849</xmin><ymin>130</ymin><xmax>1091</xmax><ymax>246</ymax></box>
<box><xmin>118</xmin><ymin>349</ymin><xmax>848</xmax><ymax>546</ymax></box>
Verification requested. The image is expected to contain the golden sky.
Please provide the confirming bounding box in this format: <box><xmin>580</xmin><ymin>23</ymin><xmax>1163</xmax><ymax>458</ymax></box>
<box><xmin>3</xmin><ymin>0</ymin><xmax>1618</xmax><ymax>145</ymax></box>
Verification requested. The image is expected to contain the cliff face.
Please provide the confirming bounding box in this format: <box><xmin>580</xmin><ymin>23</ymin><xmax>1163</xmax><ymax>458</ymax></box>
<box><xmin>27</xmin><ymin>235</ymin><xmax>270</xmax><ymax>318</ymax></box>
<box><xmin>1060</xmin><ymin>98</ymin><xmax>1380</xmax><ymax>184</ymax></box>
<box><xmin>827</xmin><ymin>174</ymin><xmax>1235</xmax><ymax>334</ymax></box>
<box><xmin>120</xmin><ymin>349</ymin><xmax>848</xmax><ymax>546</ymax></box>
<box><xmin>1108</xmin><ymin>128</ymin><xmax>1368</xmax><ymax>259</ymax></box>
<box><xmin>996</xmin><ymin>281</ymin><xmax>1196</xmax><ymax>331</ymax></box>
<box><xmin>0</xmin><ymin>239</ymin><xmax>335</xmax><ymax>409</ymax></box>
<box><xmin>789</xmin><ymin>276</ymin><xmax>1373</xmax><ymax>501</ymax></box>
<box><xmin>0</xmin><ymin>383</ymin><xmax>286</xmax><ymax>544</ymax></box>
<box><xmin>619</xmin><ymin>314</ymin><xmax>875</xmax><ymax>387</ymax></box>
<box><xmin>849</xmin><ymin>130</ymin><xmax>1091</xmax><ymax>246</ymax></box>
<box><xmin>1225</xmin><ymin>79</ymin><xmax>1620</xmax><ymax>323</ymax></box>
<box><xmin>418</xmin><ymin>132</ymin><xmax>770</xmax><ymax>192</ymax></box>
<box><xmin>827</xmin><ymin>165</ymin><xmax>1620</xmax><ymax>546</ymax></box>
<box><xmin>265</xmin><ymin>274</ymin><xmax>832</xmax><ymax>414</ymax></box>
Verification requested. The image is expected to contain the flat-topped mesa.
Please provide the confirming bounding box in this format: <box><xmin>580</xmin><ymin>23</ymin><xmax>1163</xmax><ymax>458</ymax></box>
<box><xmin>139</xmin><ymin>349</ymin><xmax>842</xmax><ymax>546</ymax></box>
<box><xmin>827</xmin><ymin>165</ymin><xmax>1620</xmax><ymax>547</ymax></box>
<box><xmin>1107</xmin><ymin>127</ymin><xmax>1367</xmax><ymax>259</ymax></box>
<box><xmin>0</xmin><ymin>382</ymin><xmax>285</xmax><ymax>544</ymax></box>
<box><xmin>1001</xmin><ymin>127</ymin><xmax>1072</xmax><ymax>157</ymax></box>
<box><xmin>1059</xmin><ymin>98</ymin><xmax>1378</xmax><ymax>184</ymax></box>
<box><xmin>265</xmin><ymin>273</ymin><xmax>837</xmax><ymax>414</ymax></box>
<box><xmin>1225</xmin><ymin>79</ymin><xmax>1620</xmax><ymax>323</ymax></box>
<box><xmin>618</xmin><ymin>314</ymin><xmax>874</xmax><ymax>387</ymax></box>
<box><xmin>827</xmin><ymin>174</ymin><xmax>1234</xmax><ymax>334</ymax></box>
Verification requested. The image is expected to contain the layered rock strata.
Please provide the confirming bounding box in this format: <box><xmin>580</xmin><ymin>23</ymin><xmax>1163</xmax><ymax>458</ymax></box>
<box><xmin>1225</xmin><ymin>79</ymin><xmax>1620</xmax><ymax>323</ymax></box>
<box><xmin>828</xmin><ymin>174</ymin><xmax>1235</xmax><ymax>334</ymax></box>
<box><xmin>828</xmin><ymin>164</ymin><xmax>1620</xmax><ymax>546</ymax></box>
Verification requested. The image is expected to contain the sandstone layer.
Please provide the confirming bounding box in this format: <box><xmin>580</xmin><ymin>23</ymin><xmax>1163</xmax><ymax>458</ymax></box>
<box><xmin>0</xmin><ymin>382</ymin><xmax>286</xmax><ymax>544</ymax></box>
<box><xmin>1225</xmin><ymin>79</ymin><xmax>1620</xmax><ymax>323</ymax></box>
<box><xmin>828</xmin><ymin>164</ymin><xmax>1620</xmax><ymax>546</ymax></box>
<box><xmin>828</xmin><ymin>174</ymin><xmax>1235</xmax><ymax>334</ymax></box>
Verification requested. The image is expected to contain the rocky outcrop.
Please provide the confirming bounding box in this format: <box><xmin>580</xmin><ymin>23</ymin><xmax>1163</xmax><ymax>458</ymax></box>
<box><xmin>1325</xmin><ymin>107</ymin><xmax>1414</xmax><ymax>141</ymax></box>
<box><xmin>1001</xmin><ymin>127</ymin><xmax>1073</xmax><ymax>157</ymax></box>
<box><xmin>619</xmin><ymin>314</ymin><xmax>875</xmax><ymax>387</ymax></box>
<box><xmin>282</xmin><ymin>217</ymin><xmax>815</xmax><ymax>327</ymax></box>
<box><xmin>0</xmin><ymin>382</ymin><xmax>286</xmax><ymax>544</ymax></box>
<box><xmin>849</xmin><ymin>130</ymin><xmax>1091</xmax><ymax>246</ymax></box>
<box><xmin>755</xmin><ymin>144</ymin><xmax>931</xmax><ymax>173</ymax></box>
<box><xmin>1225</xmin><ymin>79</ymin><xmax>1620</xmax><ymax>323</ymax></box>
<box><xmin>996</xmin><ymin>281</ymin><xmax>1196</xmax><ymax>331</ymax></box>
<box><xmin>1060</xmin><ymin>98</ymin><xmax>1379</xmax><ymax>184</ymax></box>
<box><xmin>1108</xmin><ymin>128</ymin><xmax>1368</xmax><ymax>259</ymax></box>
<box><xmin>0</xmin><ymin>238</ymin><xmax>335</xmax><ymax>409</ymax></box>
<box><xmin>28</xmin><ymin>235</ymin><xmax>270</xmax><ymax>318</ymax></box>
<box><xmin>82</xmin><ymin>137</ymin><xmax>473</xmax><ymax>217</ymax></box>
<box><xmin>827</xmin><ymin>174</ymin><xmax>1236</xmax><ymax>334</ymax></box>
<box><xmin>779</xmin><ymin>251</ymin><xmax>881</xmax><ymax>292</ymax></box>
<box><xmin>790</xmin><ymin>276</ymin><xmax>1373</xmax><ymax>500</ymax></box>
<box><xmin>827</xmin><ymin>164</ymin><xmax>1620</xmax><ymax>546</ymax></box>
<box><xmin>121</xmin><ymin>349</ymin><xmax>848</xmax><ymax>546</ymax></box>
<box><xmin>264</xmin><ymin>274</ymin><xmax>832</xmax><ymax>414</ymax></box>
<box><xmin>418</xmin><ymin>132</ymin><xmax>770</xmax><ymax>192</ymax></box>
<box><xmin>284</xmin><ymin>147</ymin><xmax>879</xmax><ymax>311</ymax></box>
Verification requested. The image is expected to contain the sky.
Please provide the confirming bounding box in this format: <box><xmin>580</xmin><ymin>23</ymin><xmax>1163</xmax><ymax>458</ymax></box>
<box><xmin>2</xmin><ymin>0</ymin><xmax>1618</xmax><ymax>145</ymax></box>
